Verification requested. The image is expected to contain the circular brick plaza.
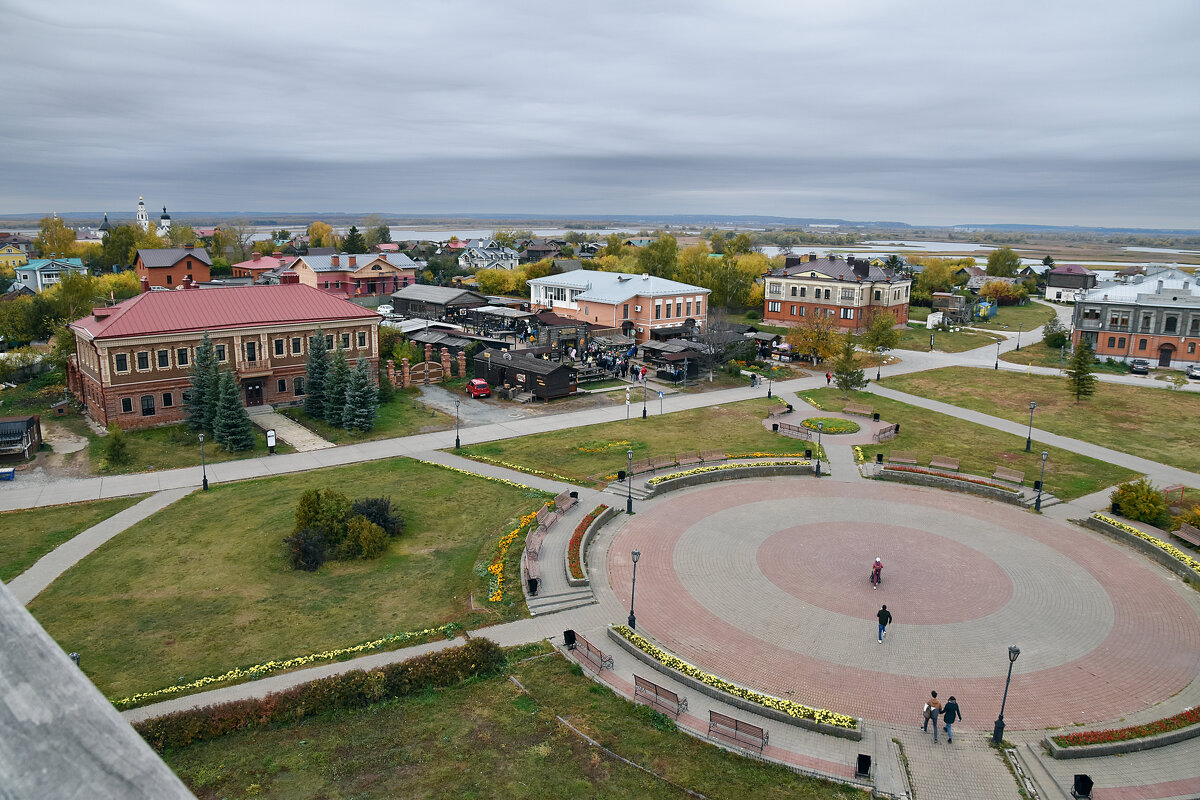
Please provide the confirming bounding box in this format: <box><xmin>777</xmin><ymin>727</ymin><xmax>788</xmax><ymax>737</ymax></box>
<box><xmin>605</xmin><ymin>478</ymin><xmax>1200</xmax><ymax>730</ymax></box>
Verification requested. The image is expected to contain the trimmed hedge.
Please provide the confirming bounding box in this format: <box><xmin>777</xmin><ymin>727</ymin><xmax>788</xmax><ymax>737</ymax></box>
<box><xmin>135</xmin><ymin>638</ymin><xmax>505</xmax><ymax>752</ymax></box>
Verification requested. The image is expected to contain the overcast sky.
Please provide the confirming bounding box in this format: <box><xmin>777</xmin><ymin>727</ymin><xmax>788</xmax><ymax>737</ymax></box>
<box><xmin>2</xmin><ymin>0</ymin><xmax>1197</xmax><ymax>228</ymax></box>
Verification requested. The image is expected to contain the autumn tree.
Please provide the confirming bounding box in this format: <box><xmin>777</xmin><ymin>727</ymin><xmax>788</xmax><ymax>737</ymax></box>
<box><xmin>636</xmin><ymin>234</ymin><xmax>678</xmax><ymax>278</ymax></box>
<box><xmin>703</xmin><ymin>255</ymin><xmax>753</xmax><ymax>309</ymax></box>
<box><xmin>307</xmin><ymin>221</ymin><xmax>337</xmax><ymax>249</ymax></box>
<box><xmin>978</xmin><ymin>280</ymin><xmax>1028</xmax><ymax>306</ymax></box>
<box><xmin>35</xmin><ymin>215</ymin><xmax>76</xmax><ymax>257</ymax></box>
<box><xmin>675</xmin><ymin>244</ymin><xmax>710</xmax><ymax>287</ymax></box>
<box><xmin>986</xmin><ymin>246</ymin><xmax>1021</xmax><ymax>277</ymax></box>
<box><xmin>786</xmin><ymin>310</ymin><xmax>841</xmax><ymax>364</ymax></box>
<box><xmin>363</xmin><ymin>219</ymin><xmax>391</xmax><ymax>250</ymax></box>
<box><xmin>861</xmin><ymin>310</ymin><xmax>900</xmax><ymax>374</ymax></box>
<box><xmin>167</xmin><ymin>224</ymin><xmax>197</xmax><ymax>247</ymax></box>
<box><xmin>100</xmin><ymin>224</ymin><xmax>139</xmax><ymax>269</ymax></box>
<box><xmin>603</xmin><ymin>233</ymin><xmax>626</xmax><ymax>258</ymax></box>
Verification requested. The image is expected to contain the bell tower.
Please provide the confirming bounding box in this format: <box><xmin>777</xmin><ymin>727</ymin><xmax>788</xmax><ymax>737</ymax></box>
<box><xmin>136</xmin><ymin>196</ymin><xmax>149</xmax><ymax>232</ymax></box>
<box><xmin>159</xmin><ymin>205</ymin><xmax>172</xmax><ymax>236</ymax></box>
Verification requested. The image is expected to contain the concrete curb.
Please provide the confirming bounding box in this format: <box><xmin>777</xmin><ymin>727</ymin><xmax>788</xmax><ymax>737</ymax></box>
<box><xmin>1044</xmin><ymin>720</ymin><xmax>1200</xmax><ymax>759</ymax></box>
<box><xmin>566</xmin><ymin>505</ymin><xmax>619</xmax><ymax>588</ymax></box>
<box><xmin>643</xmin><ymin>463</ymin><xmax>816</xmax><ymax>498</ymax></box>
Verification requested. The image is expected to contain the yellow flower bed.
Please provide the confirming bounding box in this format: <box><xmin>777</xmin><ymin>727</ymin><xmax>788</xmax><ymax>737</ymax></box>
<box><xmin>853</xmin><ymin>446</ymin><xmax>865</xmax><ymax>464</ymax></box>
<box><xmin>801</xmin><ymin>395</ymin><xmax>823</xmax><ymax>410</ymax></box>
<box><xmin>577</xmin><ymin>439</ymin><xmax>633</xmax><ymax>454</ymax></box>
<box><xmin>1093</xmin><ymin>514</ymin><xmax>1200</xmax><ymax>577</ymax></box>
<box><xmin>726</xmin><ymin>451</ymin><xmax>811</xmax><ymax>460</ymax></box>
<box><xmin>459</xmin><ymin>454</ymin><xmax>578</xmax><ymax>484</ymax></box>
<box><xmin>488</xmin><ymin>504</ymin><xmax>549</xmax><ymax>602</ymax></box>
<box><xmin>646</xmin><ymin>461</ymin><xmax>812</xmax><ymax>486</ymax></box>
<box><xmin>112</xmin><ymin>623</ymin><xmax>460</xmax><ymax>709</ymax></box>
<box><xmin>415</xmin><ymin>459</ymin><xmax>553</xmax><ymax>493</ymax></box>
<box><xmin>613</xmin><ymin>626</ymin><xmax>857</xmax><ymax>730</ymax></box>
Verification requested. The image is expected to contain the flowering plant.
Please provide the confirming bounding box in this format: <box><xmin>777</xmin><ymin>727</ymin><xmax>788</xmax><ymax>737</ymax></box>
<box><xmin>450</xmin><ymin>454</ymin><xmax>577</xmax><ymax>484</ymax></box>
<box><xmin>112</xmin><ymin>623</ymin><xmax>460</xmax><ymax>709</ymax></box>
<box><xmin>1052</xmin><ymin>707</ymin><xmax>1200</xmax><ymax>747</ymax></box>
<box><xmin>853</xmin><ymin>446</ymin><xmax>865</xmax><ymax>464</ymax></box>
<box><xmin>577</xmin><ymin>440</ymin><xmax>633</xmax><ymax>454</ymax></box>
<box><xmin>1093</xmin><ymin>514</ymin><xmax>1200</xmax><ymax>576</ymax></box>
<box><xmin>647</xmin><ymin>461</ymin><xmax>812</xmax><ymax>486</ymax></box>
<box><xmin>415</xmin><ymin>459</ymin><xmax>554</xmax><ymax>494</ymax></box>
<box><xmin>568</xmin><ymin>504</ymin><xmax>608</xmax><ymax>579</ymax></box>
<box><xmin>801</xmin><ymin>417</ymin><xmax>860</xmax><ymax>434</ymax></box>
<box><xmin>612</xmin><ymin>626</ymin><xmax>857</xmax><ymax>729</ymax></box>
<box><xmin>800</xmin><ymin>395</ymin><xmax>823</xmax><ymax>410</ymax></box>
<box><xmin>488</xmin><ymin>504</ymin><xmax>549</xmax><ymax>602</ymax></box>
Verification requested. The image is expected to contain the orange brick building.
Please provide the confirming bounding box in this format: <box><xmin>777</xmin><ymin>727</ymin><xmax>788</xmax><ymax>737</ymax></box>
<box><xmin>762</xmin><ymin>254</ymin><xmax>910</xmax><ymax>332</ymax></box>
<box><xmin>134</xmin><ymin>246</ymin><xmax>212</xmax><ymax>288</ymax></box>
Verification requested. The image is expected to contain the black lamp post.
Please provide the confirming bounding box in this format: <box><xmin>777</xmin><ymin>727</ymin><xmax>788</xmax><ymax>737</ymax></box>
<box><xmin>642</xmin><ymin>383</ymin><xmax>647</xmax><ymax>419</ymax></box>
<box><xmin>199</xmin><ymin>432</ymin><xmax>209</xmax><ymax>491</ymax></box>
<box><xmin>767</xmin><ymin>375</ymin><xmax>773</xmax><ymax>398</ymax></box>
<box><xmin>625</xmin><ymin>388</ymin><xmax>630</xmax><ymax>426</ymax></box>
<box><xmin>1025</xmin><ymin>401</ymin><xmax>1036</xmax><ymax>452</ymax></box>
<box><xmin>628</xmin><ymin>549</ymin><xmax>641</xmax><ymax>629</ymax></box>
<box><xmin>876</xmin><ymin>353</ymin><xmax>882</xmax><ymax>382</ymax></box>
<box><xmin>815</xmin><ymin>421</ymin><xmax>823</xmax><ymax>477</ymax></box>
<box><xmin>1035</xmin><ymin>451</ymin><xmax>1048</xmax><ymax>511</ymax></box>
<box><xmin>454</xmin><ymin>399</ymin><xmax>461</xmax><ymax>450</ymax></box>
<box><xmin>991</xmin><ymin>645</ymin><xmax>1021</xmax><ymax>744</ymax></box>
<box><xmin>626</xmin><ymin>449</ymin><xmax>633</xmax><ymax>515</ymax></box>
<box><xmin>995</xmin><ymin>340</ymin><xmax>1001</xmax><ymax>370</ymax></box>
<box><xmin>1016</xmin><ymin>324</ymin><xmax>1023</xmax><ymax>351</ymax></box>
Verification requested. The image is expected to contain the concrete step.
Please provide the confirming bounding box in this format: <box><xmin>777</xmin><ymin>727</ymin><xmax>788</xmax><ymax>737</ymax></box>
<box><xmin>603</xmin><ymin>484</ymin><xmax>653</xmax><ymax>501</ymax></box>
<box><xmin>1013</xmin><ymin>742</ymin><xmax>1070</xmax><ymax>800</ymax></box>
<box><xmin>528</xmin><ymin>589</ymin><xmax>596</xmax><ymax>616</ymax></box>
<box><xmin>246</xmin><ymin>404</ymin><xmax>276</xmax><ymax>415</ymax></box>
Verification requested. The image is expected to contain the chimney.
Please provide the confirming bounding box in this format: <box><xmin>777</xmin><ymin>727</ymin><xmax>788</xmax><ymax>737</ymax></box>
<box><xmin>140</xmin><ymin>276</ymin><xmax>150</xmax><ymax>293</ymax></box>
<box><xmin>272</xmin><ymin>251</ymin><xmax>282</xmax><ymax>258</ymax></box>
<box><xmin>184</xmin><ymin>243</ymin><xmax>194</xmax><ymax>250</ymax></box>
<box><xmin>332</xmin><ymin>255</ymin><xmax>340</xmax><ymax>267</ymax></box>
<box><xmin>252</xmin><ymin>252</ymin><xmax>262</xmax><ymax>261</ymax></box>
<box><xmin>1157</xmin><ymin>280</ymin><xmax>1164</xmax><ymax>292</ymax></box>
<box><xmin>349</xmin><ymin>256</ymin><xmax>357</xmax><ymax>267</ymax></box>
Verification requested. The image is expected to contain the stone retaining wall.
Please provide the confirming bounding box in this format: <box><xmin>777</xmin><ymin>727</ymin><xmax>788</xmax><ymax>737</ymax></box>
<box><xmin>1080</xmin><ymin>516</ymin><xmax>1199</xmax><ymax>585</ymax></box>
<box><xmin>1045</xmin><ymin>722</ymin><xmax>1200</xmax><ymax>759</ymax></box>
<box><xmin>644</xmin><ymin>464</ymin><xmax>815</xmax><ymax>498</ymax></box>
<box><xmin>872</xmin><ymin>468</ymin><xmax>1025</xmax><ymax>506</ymax></box>
<box><xmin>565</xmin><ymin>506</ymin><xmax>619</xmax><ymax>588</ymax></box>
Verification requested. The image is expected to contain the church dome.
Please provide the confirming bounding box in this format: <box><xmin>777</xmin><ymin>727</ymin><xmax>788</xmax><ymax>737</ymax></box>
<box><xmin>161</xmin><ymin>206</ymin><xmax>171</xmax><ymax>220</ymax></box>
<box><xmin>99</xmin><ymin>213</ymin><xmax>111</xmax><ymax>231</ymax></box>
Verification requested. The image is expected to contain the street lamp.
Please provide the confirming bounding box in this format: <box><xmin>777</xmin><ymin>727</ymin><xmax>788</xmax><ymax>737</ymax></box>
<box><xmin>454</xmin><ymin>399</ymin><xmax>461</xmax><ymax>450</ymax></box>
<box><xmin>626</xmin><ymin>449</ymin><xmax>634</xmax><ymax>515</ymax></box>
<box><xmin>1016</xmin><ymin>323</ymin><xmax>1023</xmax><ymax>351</ymax></box>
<box><xmin>628</xmin><ymin>549</ymin><xmax>641</xmax><ymax>629</ymax></box>
<box><xmin>767</xmin><ymin>375</ymin><xmax>773</xmax><ymax>399</ymax></box>
<box><xmin>1025</xmin><ymin>401</ymin><xmax>1036</xmax><ymax>452</ymax></box>
<box><xmin>625</xmin><ymin>387</ymin><xmax>630</xmax><ymax>426</ymax></box>
<box><xmin>198</xmin><ymin>433</ymin><xmax>209</xmax><ymax>491</ymax></box>
<box><xmin>814</xmin><ymin>421</ymin><xmax>823</xmax><ymax>477</ymax></box>
<box><xmin>1036</xmin><ymin>451</ymin><xmax>1048</xmax><ymax>511</ymax></box>
<box><xmin>995</xmin><ymin>340</ymin><xmax>1001</xmax><ymax>371</ymax></box>
<box><xmin>642</xmin><ymin>382</ymin><xmax>647</xmax><ymax>419</ymax></box>
<box><xmin>991</xmin><ymin>645</ymin><xmax>1021</xmax><ymax>744</ymax></box>
<box><xmin>659</xmin><ymin>390</ymin><xmax>663</xmax><ymax>416</ymax></box>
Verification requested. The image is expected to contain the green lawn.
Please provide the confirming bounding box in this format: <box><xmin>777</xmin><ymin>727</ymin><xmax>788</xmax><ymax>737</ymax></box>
<box><xmin>969</xmin><ymin>302</ymin><xmax>1056</xmax><ymax>332</ymax></box>
<box><xmin>908</xmin><ymin>306</ymin><xmax>931</xmax><ymax>322</ymax></box>
<box><xmin>277</xmin><ymin>387</ymin><xmax>453</xmax><ymax>444</ymax></box>
<box><xmin>1000</xmin><ymin>343</ymin><xmax>1074</xmax><ymax>368</ymax></box>
<box><xmin>727</xmin><ymin>312</ymin><xmax>788</xmax><ymax>334</ymax></box>
<box><xmin>895</xmin><ymin>326</ymin><xmax>1002</xmax><ymax>353</ymax></box>
<box><xmin>457</xmin><ymin>398</ymin><xmax>821</xmax><ymax>485</ymax></box>
<box><xmin>89</xmin><ymin>423</ymin><xmax>296</xmax><ymax>474</ymax></box>
<box><xmin>803</xmin><ymin>388</ymin><xmax>1137</xmax><ymax>500</ymax></box>
<box><xmin>28</xmin><ymin>459</ymin><xmax>547</xmax><ymax>700</ymax></box>
<box><xmin>878</xmin><ymin>367</ymin><xmax>1200</xmax><ymax>475</ymax></box>
<box><xmin>162</xmin><ymin>651</ymin><xmax>864</xmax><ymax>800</ymax></box>
<box><xmin>0</xmin><ymin>496</ymin><xmax>145</xmax><ymax>582</ymax></box>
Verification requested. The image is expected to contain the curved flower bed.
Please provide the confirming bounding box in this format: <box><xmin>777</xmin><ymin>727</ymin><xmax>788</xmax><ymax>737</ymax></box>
<box><xmin>1093</xmin><ymin>514</ymin><xmax>1200</xmax><ymax>577</ymax></box>
<box><xmin>882</xmin><ymin>464</ymin><xmax>1020</xmax><ymax>493</ymax></box>
<box><xmin>488</xmin><ymin>503</ymin><xmax>549</xmax><ymax>602</ymax></box>
<box><xmin>1052</xmin><ymin>707</ymin><xmax>1200</xmax><ymax>748</ymax></box>
<box><xmin>800</xmin><ymin>417</ymin><xmax>860</xmax><ymax>434</ymax></box>
<box><xmin>800</xmin><ymin>395</ymin><xmax>823</xmax><ymax>410</ymax></box>
<box><xmin>612</xmin><ymin>625</ymin><xmax>857</xmax><ymax>730</ymax></box>
<box><xmin>646</xmin><ymin>460</ymin><xmax>812</xmax><ymax>486</ymax></box>
<box><xmin>113</xmin><ymin>623</ymin><xmax>461</xmax><ymax>709</ymax></box>
<box><xmin>451</xmin><ymin>454</ymin><xmax>578</xmax><ymax>485</ymax></box>
<box><xmin>568</xmin><ymin>504</ymin><xmax>608</xmax><ymax>580</ymax></box>
<box><xmin>415</xmin><ymin>459</ymin><xmax>556</xmax><ymax>493</ymax></box>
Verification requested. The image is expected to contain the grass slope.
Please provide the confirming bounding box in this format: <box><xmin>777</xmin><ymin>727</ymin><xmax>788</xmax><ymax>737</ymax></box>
<box><xmin>162</xmin><ymin>651</ymin><xmax>864</xmax><ymax>800</ymax></box>
<box><xmin>277</xmin><ymin>387</ymin><xmax>454</xmax><ymax>444</ymax></box>
<box><xmin>879</xmin><ymin>367</ymin><xmax>1200</xmax><ymax>475</ymax></box>
<box><xmin>0</xmin><ymin>496</ymin><xmax>145</xmax><ymax>582</ymax></box>
<box><xmin>28</xmin><ymin>459</ymin><xmax>546</xmax><ymax>699</ymax></box>
<box><xmin>969</xmin><ymin>302</ymin><xmax>1056</xmax><ymax>332</ymax></box>
<box><xmin>894</xmin><ymin>326</ymin><xmax>1002</xmax><ymax>353</ymax></box>
<box><xmin>803</xmin><ymin>388</ymin><xmax>1137</xmax><ymax>500</ymax></box>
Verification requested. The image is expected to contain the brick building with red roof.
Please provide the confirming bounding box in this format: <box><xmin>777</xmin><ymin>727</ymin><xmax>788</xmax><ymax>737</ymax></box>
<box><xmin>67</xmin><ymin>284</ymin><xmax>380</xmax><ymax>430</ymax></box>
<box><xmin>230</xmin><ymin>251</ymin><xmax>297</xmax><ymax>281</ymax></box>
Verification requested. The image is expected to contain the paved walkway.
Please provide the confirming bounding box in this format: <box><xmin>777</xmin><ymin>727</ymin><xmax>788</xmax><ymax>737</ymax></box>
<box><xmin>247</xmin><ymin>407</ymin><xmax>334</xmax><ymax>451</ymax></box>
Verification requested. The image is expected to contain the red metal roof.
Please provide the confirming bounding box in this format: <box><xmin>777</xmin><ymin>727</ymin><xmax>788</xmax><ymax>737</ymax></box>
<box><xmin>71</xmin><ymin>284</ymin><xmax>379</xmax><ymax>340</ymax></box>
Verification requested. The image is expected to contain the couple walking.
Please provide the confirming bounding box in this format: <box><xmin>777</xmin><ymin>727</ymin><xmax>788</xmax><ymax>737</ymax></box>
<box><xmin>922</xmin><ymin>691</ymin><xmax>963</xmax><ymax>743</ymax></box>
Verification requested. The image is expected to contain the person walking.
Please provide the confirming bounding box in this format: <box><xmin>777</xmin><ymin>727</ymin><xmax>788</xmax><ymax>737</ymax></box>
<box><xmin>876</xmin><ymin>604</ymin><xmax>891</xmax><ymax>643</ymax></box>
<box><xmin>941</xmin><ymin>696</ymin><xmax>962</xmax><ymax>743</ymax></box>
<box><xmin>871</xmin><ymin>557</ymin><xmax>883</xmax><ymax>589</ymax></box>
<box><xmin>825</xmin><ymin>370</ymin><xmax>832</xmax><ymax>385</ymax></box>
<box><xmin>922</xmin><ymin>691</ymin><xmax>944</xmax><ymax>742</ymax></box>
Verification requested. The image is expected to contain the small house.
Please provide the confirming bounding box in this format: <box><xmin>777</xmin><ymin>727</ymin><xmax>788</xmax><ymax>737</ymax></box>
<box><xmin>0</xmin><ymin>415</ymin><xmax>41</xmax><ymax>460</ymax></box>
<box><xmin>473</xmin><ymin>349</ymin><xmax>577</xmax><ymax>400</ymax></box>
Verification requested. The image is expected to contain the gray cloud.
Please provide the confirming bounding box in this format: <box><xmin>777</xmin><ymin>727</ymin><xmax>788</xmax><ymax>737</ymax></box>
<box><xmin>1</xmin><ymin>0</ymin><xmax>1197</xmax><ymax>227</ymax></box>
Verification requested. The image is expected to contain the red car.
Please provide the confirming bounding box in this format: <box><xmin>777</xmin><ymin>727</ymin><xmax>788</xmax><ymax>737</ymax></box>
<box><xmin>466</xmin><ymin>378</ymin><xmax>491</xmax><ymax>398</ymax></box>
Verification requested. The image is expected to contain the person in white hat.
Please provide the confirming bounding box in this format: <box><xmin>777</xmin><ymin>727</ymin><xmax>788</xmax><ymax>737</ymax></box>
<box><xmin>871</xmin><ymin>557</ymin><xmax>883</xmax><ymax>589</ymax></box>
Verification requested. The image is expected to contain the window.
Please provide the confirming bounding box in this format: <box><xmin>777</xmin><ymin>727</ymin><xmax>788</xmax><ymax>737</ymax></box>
<box><xmin>655</xmin><ymin>304</ymin><xmax>661</xmax><ymax>320</ymax></box>
<box><xmin>326</xmin><ymin>335</ymin><xmax>334</xmax><ymax>349</ymax></box>
<box><xmin>1189</xmin><ymin>342</ymin><xmax>1196</xmax><ymax>354</ymax></box>
<box><xmin>841</xmin><ymin>308</ymin><xmax>855</xmax><ymax>319</ymax></box>
<box><xmin>157</xmin><ymin>349</ymin><xmax>169</xmax><ymax>368</ymax></box>
<box><xmin>874</xmin><ymin>290</ymin><xmax>881</xmax><ymax>301</ymax></box>
<box><xmin>1110</xmin><ymin>312</ymin><xmax>1130</xmax><ymax>328</ymax></box>
<box><xmin>676</xmin><ymin>301</ymin><xmax>682</xmax><ymax>317</ymax></box>
<box><xmin>796</xmin><ymin>306</ymin><xmax>805</xmax><ymax>316</ymax></box>
<box><xmin>1165</xmin><ymin>317</ymin><xmax>1178</xmax><ymax>334</ymax></box>
<box><xmin>277</xmin><ymin>379</ymin><xmax>287</xmax><ymax>393</ymax></box>
<box><xmin>141</xmin><ymin>395</ymin><xmax>155</xmax><ymax>416</ymax></box>
<box><xmin>1191</xmin><ymin>319</ymin><xmax>1199</xmax><ymax>335</ymax></box>
<box><xmin>136</xmin><ymin>351</ymin><xmax>149</xmax><ymax>370</ymax></box>
<box><xmin>246</xmin><ymin>341</ymin><xmax>257</xmax><ymax>362</ymax></box>
<box><xmin>121</xmin><ymin>397</ymin><xmax>133</xmax><ymax>413</ymax></box>
<box><xmin>840</xmin><ymin>289</ymin><xmax>855</xmax><ymax>302</ymax></box>
<box><xmin>686</xmin><ymin>300</ymin><xmax>691</xmax><ymax>317</ymax></box>
<box><xmin>1139</xmin><ymin>339</ymin><xmax>1147</xmax><ymax>351</ymax></box>
<box><xmin>162</xmin><ymin>392</ymin><xmax>173</xmax><ymax>408</ymax></box>
<box><xmin>294</xmin><ymin>377</ymin><xmax>305</xmax><ymax>395</ymax></box>
<box><xmin>1118</xmin><ymin>337</ymin><xmax>1125</xmax><ymax>348</ymax></box>
<box><xmin>790</xmin><ymin>305</ymin><xmax>797</xmax><ymax>316</ymax></box>
<box><xmin>799</xmin><ymin>287</ymin><xmax>806</xmax><ymax>298</ymax></box>
<box><xmin>341</xmin><ymin>333</ymin><xmax>350</xmax><ymax>349</ymax></box>
<box><xmin>768</xmin><ymin>301</ymin><xmax>781</xmax><ymax>313</ymax></box>
<box><xmin>215</xmin><ymin>344</ymin><xmax>226</xmax><ymax>361</ymax></box>
<box><xmin>357</xmin><ymin>332</ymin><xmax>366</xmax><ymax>348</ymax></box>
<box><xmin>768</xmin><ymin>282</ymin><xmax>781</xmax><ymax>294</ymax></box>
<box><xmin>664</xmin><ymin>302</ymin><xmax>671</xmax><ymax>319</ymax></box>
<box><xmin>623</xmin><ymin>303</ymin><xmax>629</xmax><ymax>319</ymax></box>
<box><xmin>274</xmin><ymin>339</ymin><xmax>284</xmax><ymax>356</ymax></box>
<box><xmin>177</xmin><ymin>348</ymin><xmax>188</xmax><ymax>366</ymax></box>
<box><xmin>292</xmin><ymin>337</ymin><xmax>302</xmax><ymax>354</ymax></box>
<box><xmin>115</xmin><ymin>353</ymin><xmax>128</xmax><ymax>372</ymax></box>
<box><xmin>166</xmin><ymin>274</ymin><xmax>172</xmax><ymax>286</ymax></box>
<box><xmin>1082</xmin><ymin>308</ymin><xmax>1101</xmax><ymax>320</ymax></box>
<box><xmin>824</xmin><ymin>289</ymin><xmax>831</xmax><ymax>300</ymax></box>
<box><xmin>1108</xmin><ymin>336</ymin><xmax>1116</xmax><ymax>348</ymax></box>
<box><xmin>790</xmin><ymin>286</ymin><xmax>797</xmax><ymax>297</ymax></box>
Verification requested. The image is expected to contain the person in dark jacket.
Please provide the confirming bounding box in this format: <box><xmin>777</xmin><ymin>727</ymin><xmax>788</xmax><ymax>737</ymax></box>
<box><xmin>876</xmin><ymin>604</ymin><xmax>892</xmax><ymax>643</ymax></box>
<box><xmin>942</xmin><ymin>696</ymin><xmax>962</xmax><ymax>743</ymax></box>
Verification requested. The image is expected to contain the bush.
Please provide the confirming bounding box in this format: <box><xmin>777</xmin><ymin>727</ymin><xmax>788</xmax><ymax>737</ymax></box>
<box><xmin>284</xmin><ymin>528</ymin><xmax>328</xmax><ymax>571</ymax></box>
<box><xmin>1111</xmin><ymin>478</ymin><xmax>1172</xmax><ymax>530</ymax></box>
<box><xmin>134</xmin><ymin>638</ymin><xmax>507</xmax><ymax>752</ymax></box>
<box><xmin>352</xmin><ymin>496</ymin><xmax>405</xmax><ymax>537</ymax></box>
<box><xmin>294</xmin><ymin>488</ymin><xmax>351</xmax><ymax>551</ymax></box>
<box><xmin>104</xmin><ymin>423</ymin><xmax>130</xmax><ymax>466</ymax></box>
<box><xmin>744</xmin><ymin>309</ymin><xmax>760</xmax><ymax>320</ymax></box>
<box><xmin>342</xmin><ymin>515</ymin><xmax>388</xmax><ymax>559</ymax></box>
<box><xmin>1043</xmin><ymin>316</ymin><xmax>1069</xmax><ymax>349</ymax></box>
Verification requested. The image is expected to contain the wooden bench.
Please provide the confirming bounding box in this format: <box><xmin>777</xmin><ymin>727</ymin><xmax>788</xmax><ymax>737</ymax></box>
<box><xmin>699</xmin><ymin>450</ymin><xmax>725</xmax><ymax>463</ymax></box>
<box><xmin>634</xmin><ymin>675</ymin><xmax>688</xmax><ymax>719</ymax></box>
<box><xmin>993</xmin><ymin>467</ymin><xmax>1025</xmax><ymax>485</ymax></box>
<box><xmin>525</xmin><ymin>525</ymin><xmax>549</xmax><ymax>561</ymax></box>
<box><xmin>573</xmin><ymin>633</ymin><xmax>614</xmax><ymax>673</ymax></box>
<box><xmin>650</xmin><ymin>455</ymin><xmax>677</xmax><ymax>472</ymax></box>
<box><xmin>873</xmin><ymin>425</ymin><xmax>898</xmax><ymax>443</ymax></box>
<box><xmin>535</xmin><ymin>506</ymin><xmax>559</xmax><ymax>531</ymax></box>
<box><xmin>631</xmin><ymin>458</ymin><xmax>654</xmax><ymax>475</ymax></box>
<box><xmin>524</xmin><ymin>557</ymin><xmax>541</xmax><ymax>595</ymax></box>
<box><xmin>886</xmin><ymin>451</ymin><xmax>918</xmax><ymax>465</ymax></box>
<box><xmin>1173</xmin><ymin>523</ymin><xmax>1200</xmax><ymax>549</ymax></box>
<box><xmin>929</xmin><ymin>456</ymin><xmax>960</xmax><ymax>472</ymax></box>
<box><xmin>676</xmin><ymin>452</ymin><xmax>702</xmax><ymax>467</ymax></box>
<box><xmin>554</xmin><ymin>490</ymin><xmax>578</xmax><ymax>514</ymax></box>
<box><xmin>776</xmin><ymin>422</ymin><xmax>812</xmax><ymax>440</ymax></box>
<box><xmin>767</xmin><ymin>404</ymin><xmax>791</xmax><ymax>419</ymax></box>
<box><xmin>707</xmin><ymin>710</ymin><xmax>769</xmax><ymax>753</ymax></box>
<box><xmin>843</xmin><ymin>403</ymin><xmax>874</xmax><ymax>418</ymax></box>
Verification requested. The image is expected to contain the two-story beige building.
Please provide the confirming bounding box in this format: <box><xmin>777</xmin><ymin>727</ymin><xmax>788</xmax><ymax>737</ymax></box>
<box><xmin>67</xmin><ymin>284</ymin><xmax>380</xmax><ymax>430</ymax></box>
<box><xmin>762</xmin><ymin>254</ymin><xmax>910</xmax><ymax>332</ymax></box>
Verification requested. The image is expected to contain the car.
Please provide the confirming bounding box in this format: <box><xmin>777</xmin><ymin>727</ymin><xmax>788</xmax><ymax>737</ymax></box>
<box><xmin>375</xmin><ymin>304</ymin><xmax>393</xmax><ymax>316</ymax></box>
<box><xmin>1129</xmin><ymin>359</ymin><xmax>1151</xmax><ymax>375</ymax></box>
<box><xmin>466</xmin><ymin>378</ymin><xmax>491</xmax><ymax>398</ymax></box>
<box><xmin>1187</xmin><ymin>364</ymin><xmax>1200</xmax><ymax>379</ymax></box>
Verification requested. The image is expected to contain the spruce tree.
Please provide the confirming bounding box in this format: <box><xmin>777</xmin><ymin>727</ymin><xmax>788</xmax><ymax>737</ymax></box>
<box><xmin>304</xmin><ymin>327</ymin><xmax>329</xmax><ymax>419</ymax></box>
<box><xmin>185</xmin><ymin>332</ymin><xmax>218</xmax><ymax>431</ymax></box>
<box><xmin>1065</xmin><ymin>338</ymin><xmax>1098</xmax><ymax>403</ymax></box>
<box><xmin>342</xmin><ymin>226</ymin><xmax>366</xmax><ymax>253</ymax></box>
<box><xmin>343</xmin><ymin>358</ymin><xmax>380</xmax><ymax>431</ymax></box>
<box><xmin>213</xmin><ymin>369</ymin><xmax>256</xmax><ymax>451</ymax></box>
<box><xmin>323</xmin><ymin>348</ymin><xmax>350</xmax><ymax>427</ymax></box>
<box><xmin>832</xmin><ymin>337</ymin><xmax>868</xmax><ymax>395</ymax></box>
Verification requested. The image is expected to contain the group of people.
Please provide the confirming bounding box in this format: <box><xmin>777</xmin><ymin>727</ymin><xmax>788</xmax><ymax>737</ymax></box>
<box><xmin>576</xmin><ymin>342</ymin><xmax>643</xmax><ymax>381</ymax></box>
